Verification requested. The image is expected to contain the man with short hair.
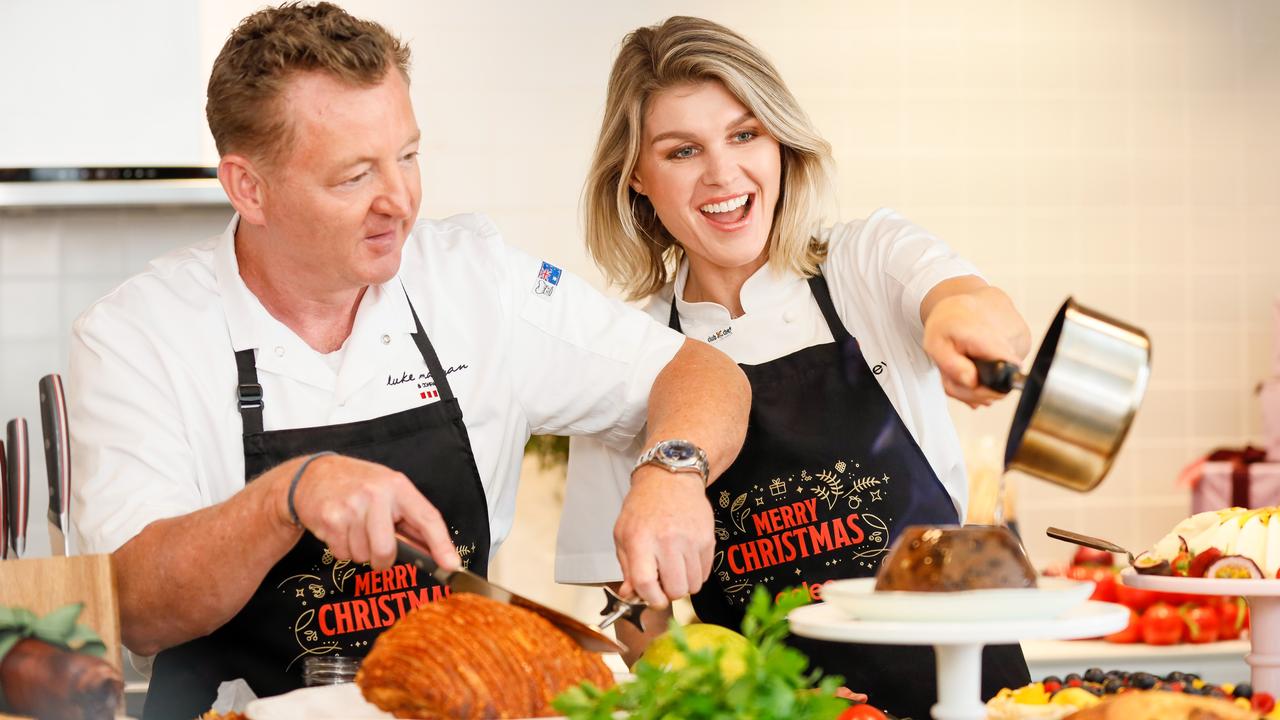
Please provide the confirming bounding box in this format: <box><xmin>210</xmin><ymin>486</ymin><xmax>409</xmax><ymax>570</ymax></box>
<box><xmin>68</xmin><ymin>4</ymin><xmax>748</xmax><ymax>716</ymax></box>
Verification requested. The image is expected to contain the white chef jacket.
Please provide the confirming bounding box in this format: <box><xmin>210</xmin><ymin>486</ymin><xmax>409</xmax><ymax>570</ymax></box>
<box><xmin>556</xmin><ymin>208</ymin><xmax>980</xmax><ymax>583</ymax></box>
<box><xmin>69</xmin><ymin>213</ymin><xmax>685</xmax><ymax>559</ymax></box>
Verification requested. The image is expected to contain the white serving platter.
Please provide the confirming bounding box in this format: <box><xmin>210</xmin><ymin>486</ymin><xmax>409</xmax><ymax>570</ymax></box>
<box><xmin>821</xmin><ymin>576</ymin><xmax>1095</xmax><ymax>623</ymax></box>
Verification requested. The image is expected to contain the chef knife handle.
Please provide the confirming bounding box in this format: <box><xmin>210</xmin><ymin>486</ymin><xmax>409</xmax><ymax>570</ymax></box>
<box><xmin>6</xmin><ymin>419</ymin><xmax>28</xmax><ymax>557</ymax></box>
<box><xmin>38</xmin><ymin>374</ymin><xmax>70</xmax><ymax>520</ymax></box>
<box><xmin>0</xmin><ymin>438</ymin><xmax>7</xmax><ymax>560</ymax></box>
<box><xmin>394</xmin><ymin>532</ymin><xmax>452</xmax><ymax>585</ymax></box>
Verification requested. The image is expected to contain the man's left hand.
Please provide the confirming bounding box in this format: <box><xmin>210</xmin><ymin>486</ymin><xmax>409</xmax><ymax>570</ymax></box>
<box><xmin>613</xmin><ymin>465</ymin><xmax>715</xmax><ymax>609</ymax></box>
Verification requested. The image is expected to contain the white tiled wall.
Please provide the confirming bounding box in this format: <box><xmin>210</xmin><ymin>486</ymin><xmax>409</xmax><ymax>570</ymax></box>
<box><xmin>1</xmin><ymin>2</ymin><xmax>1278</xmax><ymax>587</ymax></box>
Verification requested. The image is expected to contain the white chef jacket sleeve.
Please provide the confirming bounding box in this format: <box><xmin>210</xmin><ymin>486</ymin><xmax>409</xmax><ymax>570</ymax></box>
<box><xmin>825</xmin><ymin>208</ymin><xmax>983</xmax><ymax>345</ymax></box>
<box><xmin>69</xmin><ymin>297</ymin><xmax>203</xmax><ymax>554</ymax></box>
<box><xmin>554</xmin><ymin>434</ymin><xmax>636</xmax><ymax>583</ymax></box>
<box><xmin>496</xmin><ymin>233</ymin><xmax>685</xmax><ymax>447</ymax></box>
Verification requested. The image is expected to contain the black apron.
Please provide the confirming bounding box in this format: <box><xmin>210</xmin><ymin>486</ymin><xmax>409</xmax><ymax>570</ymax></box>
<box><xmin>678</xmin><ymin>274</ymin><xmax>1028</xmax><ymax>720</ymax></box>
<box><xmin>145</xmin><ymin>297</ymin><xmax>491</xmax><ymax>720</ymax></box>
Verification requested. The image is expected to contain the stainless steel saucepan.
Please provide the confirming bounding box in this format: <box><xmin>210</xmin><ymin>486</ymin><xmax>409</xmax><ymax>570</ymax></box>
<box><xmin>975</xmin><ymin>297</ymin><xmax>1151</xmax><ymax>492</ymax></box>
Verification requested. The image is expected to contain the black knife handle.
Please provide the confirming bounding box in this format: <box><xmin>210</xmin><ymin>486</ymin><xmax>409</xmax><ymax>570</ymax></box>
<box><xmin>6</xmin><ymin>418</ymin><xmax>28</xmax><ymax>556</ymax></box>
<box><xmin>39</xmin><ymin>374</ymin><xmax>70</xmax><ymax>524</ymax></box>
<box><xmin>974</xmin><ymin>359</ymin><xmax>1018</xmax><ymax>394</ymax></box>
<box><xmin>0</xmin><ymin>438</ymin><xmax>8</xmax><ymax>560</ymax></box>
<box><xmin>394</xmin><ymin>533</ymin><xmax>451</xmax><ymax>585</ymax></box>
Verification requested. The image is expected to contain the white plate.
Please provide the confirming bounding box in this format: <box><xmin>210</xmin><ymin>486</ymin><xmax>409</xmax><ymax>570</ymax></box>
<box><xmin>789</xmin><ymin>599</ymin><xmax>1129</xmax><ymax>645</ymax></box>
<box><xmin>1120</xmin><ymin>567</ymin><xmax>1280</xmax><ymax>596</ymax></box>
<box><xmin>821</xmin><ymin>576</ymin><xmax>1095</xmax><ymax>622</ymax></box>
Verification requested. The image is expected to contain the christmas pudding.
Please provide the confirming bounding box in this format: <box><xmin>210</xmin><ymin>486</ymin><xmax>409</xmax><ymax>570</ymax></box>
<box><xmin>874</xmin><ymin>525</ymin><xmax>1037</xmax><ymax>592</ymax></box>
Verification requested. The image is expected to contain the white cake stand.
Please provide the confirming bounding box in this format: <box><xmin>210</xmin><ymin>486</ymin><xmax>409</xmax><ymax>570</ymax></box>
<box><xmin>789</xmin><ymin>600</ymin><xmax>1128</xmax><ymax>720</ymax></box>
<box><xmin>1121</xmin><ymin>568</ymin><xmax>1280</xmax><ymax>695</ymax></box>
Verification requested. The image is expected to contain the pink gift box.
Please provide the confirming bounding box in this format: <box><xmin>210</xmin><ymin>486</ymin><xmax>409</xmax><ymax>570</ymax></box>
<box><xmin>1193</xmin><ymin>461</ymin><xmax>1280</xmax><ymax>514</ymax></box>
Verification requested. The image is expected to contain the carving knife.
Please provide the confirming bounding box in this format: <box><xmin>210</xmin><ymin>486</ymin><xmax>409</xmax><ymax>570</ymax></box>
<box><xmin>394</xmin><ymin>532</ymin><xmax>624</xmax><ymax>654</ymax></box>
<box><xmin>39</xmin><ymin>374</ymin><xmax>72</xmax><ymax>556</ymax></box>
<box><xmin>6</xmin><ymin>419</ymin><xmax>29</xmax><ymax>558</ymax></box>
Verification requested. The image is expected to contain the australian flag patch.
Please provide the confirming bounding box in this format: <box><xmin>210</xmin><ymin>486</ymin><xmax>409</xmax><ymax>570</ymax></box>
<box><xmin>533</xmin><ymin>261</ymin><xmax>562</xmax><ymax>298</ymax></box>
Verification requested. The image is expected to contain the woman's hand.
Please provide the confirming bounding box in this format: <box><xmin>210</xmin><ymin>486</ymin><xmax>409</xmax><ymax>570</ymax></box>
<box><xmin>921</xmin><ymin>279</ymin><xmax>1030</xmax><ymax>408</ymax></box>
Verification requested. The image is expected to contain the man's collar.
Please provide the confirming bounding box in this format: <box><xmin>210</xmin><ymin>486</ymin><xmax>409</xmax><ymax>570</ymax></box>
<box><xmin>214</xmin><ymin>214</ymin><xmax>417</xmax><ymax>358</ymax></box>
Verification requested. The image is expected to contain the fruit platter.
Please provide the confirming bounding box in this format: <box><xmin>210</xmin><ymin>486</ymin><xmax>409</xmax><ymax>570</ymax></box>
<box><xmin>987</xmin><ymin>668</ymin><xmax>1277</xmax><ymax>719</ymax></box>
<box><xmin>1118</xmin><ymin>507</ymin><xmax>1280</xmax><ymax>695</ymax></box>
<box><xmin>1045</xmin><ymin>543</ymin><xmax>1250</xmax><ymax>646</ymax></box>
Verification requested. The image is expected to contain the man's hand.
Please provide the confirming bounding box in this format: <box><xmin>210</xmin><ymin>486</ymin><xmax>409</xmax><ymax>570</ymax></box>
<box><xmin>288</xmin><ymin>454</ymin><xmax>461</xmax><ymax>572</ymax></box>
<box><xmin>921</xmin><ymin>280</ymin><xmax>1031</xmax><ymax>408</ymax></box>
<box><xmin>613</xmin><ymin>465</ymin><xmax>715</xmax><ymax>609</ymax></box>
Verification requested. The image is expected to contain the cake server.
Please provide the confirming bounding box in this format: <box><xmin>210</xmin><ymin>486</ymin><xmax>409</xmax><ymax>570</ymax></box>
<box><xmin>394</xmin><ymin>532</ymin><xmax>625</xmax><ymax>654</ymax></box>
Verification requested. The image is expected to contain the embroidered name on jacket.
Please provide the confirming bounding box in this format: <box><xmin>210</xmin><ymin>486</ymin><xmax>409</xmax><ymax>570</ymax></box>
<box><xmin>386</xmin><ymin>364</ymin><xmax>470</xmax><ymax>401</ymax></box>
<box><xmin>707</xmin><ymin>327</ymin><xmax>733</xmax><ymax>343</ymax></box>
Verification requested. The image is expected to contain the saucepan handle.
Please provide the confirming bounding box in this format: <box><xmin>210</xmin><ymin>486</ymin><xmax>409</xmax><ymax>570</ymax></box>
<box><xmin>974</xmin><ymin>359</ymin><xmax>1022</xmax><ymax>394</ymax></box>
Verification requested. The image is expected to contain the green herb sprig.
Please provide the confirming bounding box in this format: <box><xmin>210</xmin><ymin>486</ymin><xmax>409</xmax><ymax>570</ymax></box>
<box><xmin>554</xmin><ymin>587</ymin><xmax>847</xmax><ymax>720</ymax></box>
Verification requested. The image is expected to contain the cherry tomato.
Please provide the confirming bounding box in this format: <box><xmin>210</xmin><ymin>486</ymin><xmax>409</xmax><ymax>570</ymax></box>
<box><xmin>1218</xmin><ymin>597</ymin><xmax>1247</xmax><ymax>641</ymax></box>
<box><xmin>1181</xmin><ymin>604</ymin><xmax>1220</xmax><ymax>644</ymax></box>
<box><xmin>1253</xmin><ymin>691</ymin><xmax>1276</xmax><ymax>714</ymax></box>
<box><xmin>1104</xmin><ymin>608</ymin><xmax>1141</xmax><ymax>643</ymax></box>
<box><xmin>1089</xmin><ymin>566</ymin><xmax>1118</xmax><ymax>603</ymax></box>
<box><xmin>1115</xmin><ymin>583</ymin><xmax>1160</xmax><ymax>612</ymax></box>
<box><xmin>1141</xmin><ymin>602</ymin><xmax>1184</xmax><ymax>645</ymax></box>
<box><xmin>837</xmin><ymin>704</ymin><xmax>889</xmax><ymax>720</ymax></box>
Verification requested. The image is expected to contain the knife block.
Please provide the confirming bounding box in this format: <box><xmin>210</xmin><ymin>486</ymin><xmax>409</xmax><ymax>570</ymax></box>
<box><xmin>0</xmin><ymin>553</ymin><xmax>121</xmax><ymax>670</ymax></box>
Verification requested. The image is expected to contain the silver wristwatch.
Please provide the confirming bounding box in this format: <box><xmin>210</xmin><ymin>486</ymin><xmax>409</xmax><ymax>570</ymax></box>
<box><xmin>632</xmin><ymin>439</ymin><xmax>709</xmax><ymax>486</ymax></box>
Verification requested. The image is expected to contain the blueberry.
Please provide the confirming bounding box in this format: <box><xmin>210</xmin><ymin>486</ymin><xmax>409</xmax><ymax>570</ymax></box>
<box><xmin>1065</xmin><ymin>673</ymin><xmax>1082</xmax><ymax>683</ymax></box>
<box><xmin>1084</xmin><ymin>667</ymin><xmax>1106</xmax><ymax>683</ymax></box>
<box><xmin>1042</xmin><ymin>675</ymin><xmax>1062</xmax><ymax>686</ymax></box>
<box><xmin>1130</xmin><ymin>673</ymin><xmax>1158</xmax><ymax>690</ymax></box>
<box><xmin>1234</xmin><ymin>683</ymin><xmax>1253</xmax><ymax>699</ymax></box>
<box><xmin>1165</xmin><ymin>671</ymin><xmax>1186</xmax><ymax>682</ymax></box>
<box><xmin>1102</xmin><ymin>678</ymin><xmax>1124</xmax><ymax>694</ymax></box>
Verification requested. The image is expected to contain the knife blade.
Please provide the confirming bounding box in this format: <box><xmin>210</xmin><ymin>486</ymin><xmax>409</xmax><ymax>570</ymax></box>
<box><xmin>1</xmin><ymin>438</ymin><xmax>8</xmax><ymax>560</ymax></box>
<box><xmin>394</xmin><ymin>533</ymin><xmax>624</xmax><ymax>654</ymax></box>
<box><xmin>6</xmin><ymin>419</ymin><xmax>29</xmax><ymax>558</ymax></box>
<box><xmin>39</xmin><ymin>374</ymin><xmax>72</xmax><ymax>557</ymax></box>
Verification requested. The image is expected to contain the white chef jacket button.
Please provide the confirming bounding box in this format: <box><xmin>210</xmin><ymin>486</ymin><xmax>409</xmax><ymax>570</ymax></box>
<box><xmin>274</xmin><ymin>346</ymin><xmax>285</xmax><ymax>357</ymax></box>
<box><xmin>381</xmin><ymin>334</ymin><xmax>391</xmax><ymax>345</ymax></box>
<box><xmin>783</xmin><ymin>310</ymin><xmax>797</xmax><ymax>323</ymax></box>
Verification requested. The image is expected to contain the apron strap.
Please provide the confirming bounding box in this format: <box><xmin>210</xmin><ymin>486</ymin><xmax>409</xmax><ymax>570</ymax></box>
<box><xmin>235</xmin><ymin>349</ymin><xmax>264</xmax><ymax>434</ymax></box>
<box><xmin>667</xmin><ymin>293</ymin><xmax>684</xmax><ymax>333</ymax></box>
<box><xmin>404</xmin><ymin>289</ymin><xmax>457</xmax><ymax>402</ymax></box>
<box><xmin>806</xmin><ymin>273</ymin><xmax>854</xmax><ymax>345</ymax></box>
<box><xmin>232</xmin><ymin>290</ymin><xmax>456</xmax><ymax>437</ymax></box>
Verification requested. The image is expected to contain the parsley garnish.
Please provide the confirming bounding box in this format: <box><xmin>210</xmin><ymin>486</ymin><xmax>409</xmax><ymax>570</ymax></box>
<box><xmin>554</xmin><ymin>587</ymin><xmax>847</xmax><ymax>719</ymax></box>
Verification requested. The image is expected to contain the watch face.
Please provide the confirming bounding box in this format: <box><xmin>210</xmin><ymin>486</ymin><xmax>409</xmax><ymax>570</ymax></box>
<box><xmin>658</xmin><ymin>440</ymin><xmax>697</xmax><ymax>464</ymax></box>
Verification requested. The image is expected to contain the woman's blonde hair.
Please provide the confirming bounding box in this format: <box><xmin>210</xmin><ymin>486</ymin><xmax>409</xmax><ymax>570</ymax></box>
<box><xmin>584</xmin><ymin>16</ymin><xmax>835</xmax><ymax>301</ymax></box>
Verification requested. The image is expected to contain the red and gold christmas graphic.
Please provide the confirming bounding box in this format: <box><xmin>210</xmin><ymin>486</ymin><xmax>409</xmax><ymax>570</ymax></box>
<box><xmin>711</xmin><ymin>459</ymin><xmax>892</xmax><ymax>607</ymax></box>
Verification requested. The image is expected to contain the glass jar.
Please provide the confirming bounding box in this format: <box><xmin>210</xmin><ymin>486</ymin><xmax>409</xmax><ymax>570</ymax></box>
<box><xmin>303</xmin><ymin>654</ymin><xmax>360</xmax><ymax>686</ymax></box>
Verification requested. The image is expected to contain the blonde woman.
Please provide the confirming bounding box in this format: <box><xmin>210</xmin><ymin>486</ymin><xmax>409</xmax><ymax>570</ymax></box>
<box><xmin>556</xmin><ymin>16</ymin><xmax>1032</xmax><ymax>718</ymax></box>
